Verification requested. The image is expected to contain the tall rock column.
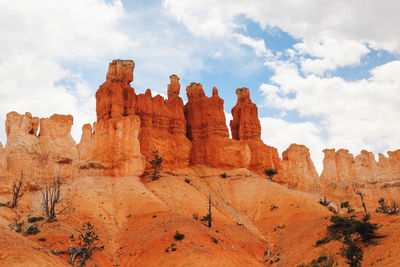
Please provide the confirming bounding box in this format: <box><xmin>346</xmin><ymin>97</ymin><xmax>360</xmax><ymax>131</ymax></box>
<box><xmin>185</xmin><ymin>83</ymin><xmax>250</xmax><ymax>168</ymax></box>
<box><xmin>230</xmin><ymin>88</ymin><xmax>282</xmax><ymax>175</ymax></box>
<box><xmin>280</xmin><ymin>144</ymin><xmax>320</xmax><ymax>192</ymax></box>
<box><xmin>136</xmin><ymin>75</ymin><xmax>191</xmax><ymax>169</ymax></box>
<box><xmin>79</xmin><ymin>59</ymin><xmax>145</xmax><ymax>177</ymax></box>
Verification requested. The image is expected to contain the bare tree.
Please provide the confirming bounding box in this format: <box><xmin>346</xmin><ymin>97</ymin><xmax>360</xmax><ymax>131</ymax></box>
<box><xmin>10</xmin><ymin>172</ymin><xmax>24</xmax><ymax>208</ymax></box>
<box><xmin>353</xmin><ymin>186</ymin><xmax>367</xmax><ymax>214</ymax></box>
<box><xmin>41</xmin><ymin>174</ymin><xmax>62</xmax><ymax>222</ymax></box>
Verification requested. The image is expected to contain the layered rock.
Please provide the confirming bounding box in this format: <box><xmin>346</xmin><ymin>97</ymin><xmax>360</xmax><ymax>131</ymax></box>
<box><xmin>79</xmin><ymin>60</ymin><xmax>144</xmax><ymax>176</ymax></box>
<box><xmin>82</xmin><ymin>60</ymin><xmax>190</xmax><ymax>173</ymax></box>
<box><xmin>230</xmin><ymin>88</ymin><xmax>261</xmax><ymax>140</ymax></box>
<box><xmin>135</xmin><ymin>83</ymin><xmax>191</xmax><ymax>169</ymax></box>
<box><xmin>320</xmin><ymin>149</ymin><xmax>400</xmax><ymax>209</ymax></box>
<box><xmin>5</xmin><ymin>112</ymin><xmax>78</xmax><ymax>189</ymax></box>
<box><xmin>230</xmin><ymin>88</ymin><xmax>282</xmax><ymax>175</ymax></box>
<box><xmin>78</xmin><ymin>116</ymin><xmax>145</xmax><ymax>177</ymax></box>
<box><xmin>185</xmin><ymin>83</ymin><xmax>250</xmax><ymax>168</ymax></box>
<box><xmin>280</xmin><ymin>144</ymin><xmax>320</xmax><ymax>192</ymax></box>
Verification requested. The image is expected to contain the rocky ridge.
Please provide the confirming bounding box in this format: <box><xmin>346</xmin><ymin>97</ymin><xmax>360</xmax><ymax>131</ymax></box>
<box><xmin>0</xmin><ymin>59</ymin><xmax>399</xmax><ymax>207</ymax></box>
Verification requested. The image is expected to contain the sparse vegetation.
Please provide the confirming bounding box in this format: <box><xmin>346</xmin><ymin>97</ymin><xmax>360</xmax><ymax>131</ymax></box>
<box><xmin>376</xmin><ymin>197</ymin><xmax>400</xmax><ymax>215</ymax></box>
<box><xmin>10</xmin><ymin>172</ymin><xmax>24</xmax><ymax>208</ymax></box>
<box><xmin>319</xmin><ymin>196</ymin><xmax>330</xmax><ymax>207</ymax></box>
<box><xmin>200</xmin><ymin>194</ymin><xmax>212</xmax><ymax>228</ymax></box>
<box><xmin>340</xmin><ymin>201</ymin><xmax>354</xmax><ymax>214</ymax></box>
<box><xmin>150</xmin><ymin>150</ymin><xmax>162</xmax><ymax>180</ymax></box>
<box><xmin>165</xmin><ymin>242</ymin><xmax>177</xmax><ymax>252</ymax></box>
<box><xmin>41</xmin><ymin>174</ymin><xmax>62</xmax><ymax>222</ymax></box>
<box><xmin>173</xmin><ymin>231</ymin><xmax>185</xmax><ymax>241</ymax></box>
<box><xmin>315</xmin><ymin>236</ymin><xmax>331</xmax><ymax>246</ymax></box>
<box><xmin>25</xmin><ymin>224</ymin><xmax>40</xmax><ymax>235</ymax></box>
<box><xmin>264</xmin><ymin>168</ymin><xmax>278</xmax><ymax>180</ymax></box>
<box><xmin>297</xmin><ymin>249</ymin><xmax>337</xmax><ymax>267</ymax></box>
<box><xmin>28</xmin><ymin>216</ymin><xmax>44</xmax><ymax>223</ymax></box>
<box><xmin>220</xmin><ymin>172</ymin><xmax>227</xmax><ymax>178</ymax></box>
<box><xmin>52</xmin><ymin>222</ymin><xmax>103</xmax><ymax>266</ymax></box>
<box><xmin>341</xmin><ymin>236</ymin><xmax>363</xmax><ymax>267</ymax></box>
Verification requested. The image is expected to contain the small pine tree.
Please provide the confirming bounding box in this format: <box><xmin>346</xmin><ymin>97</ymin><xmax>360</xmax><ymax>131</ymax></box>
<box><xmin>341</xmin><ymin>236</ymin><xmax>363</xmax><ymax>267</ymax></box>
<box><xmin>201</xmin><ymin>194</ymin><xmax>212</xmax><ymax>228</ymax></box>
<box><xmin>78</xmin><ymin>222</ymin><xmax>103</xmax><ymax>265</ymax></box>
<box><xmin>264</xmin><ymin>168</ymin><xmax>278</xmax><ymax>180</ymax></box>
<box><xmin>150</xmin><ymin>150</ymin><xmax>163</xmax><ymax>180</ymax></box>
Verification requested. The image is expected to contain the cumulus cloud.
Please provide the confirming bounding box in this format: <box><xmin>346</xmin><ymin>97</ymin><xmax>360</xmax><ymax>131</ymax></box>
<box><xmin>0</xmin><ymin>0</ymin><xmax>134</xmax><ymax>144</ymax></box>
<box><xmin>261</xmin><ymin>59</ymin><xmax>400</xmax><ymax>169</ymax></box>
<box><xmin>163</xmin><ymin>0</ymin><xmax>400</xmax><ymax>70</ymax></box>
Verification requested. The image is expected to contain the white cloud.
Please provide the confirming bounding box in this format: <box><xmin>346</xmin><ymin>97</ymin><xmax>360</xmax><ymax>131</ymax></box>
<box><xmin>163</xmin><ymin>0</ymin><xmax>400</xmax><ymax>72</ymax></box>
<box><xmin>234</xmin><ymin>33</ymin><xmax>271</xmax><ymax>57</ymax></box>
<box><xmin>260</xmin><ymin>117</ymin><xmax>325</xmax><ymax>173</ymax></box>
<box><xmin>0</xmin><ymin>0</ymin><xmax>133</xmax><ymax>144</ymax></box>
<box><xmin>261</xmin><ymin>59</ymin><xmax>400</xmax><ymax>169</ymax></box>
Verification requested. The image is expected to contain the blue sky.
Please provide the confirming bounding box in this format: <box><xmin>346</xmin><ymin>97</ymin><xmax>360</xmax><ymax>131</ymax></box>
<box><xmin>1</xmin><ymin>0</ymin><xmax>400</xmax><ymax>172</ymax></box>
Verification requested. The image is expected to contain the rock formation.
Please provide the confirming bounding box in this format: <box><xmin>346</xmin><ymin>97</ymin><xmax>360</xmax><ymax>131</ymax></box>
<box><xmin>230</xmin><ymin>88</ymin><xmax>282</xmax><ymax>175</ymax></box>
<box><xmin>81</xmin><ymin>60</ymin><xmax>190</xmax><ymax>174</ymax></box>
<box><xmin>320</xmin><ymin>148</ymin><xmax>400</xmax><ymax>208</ymax></box>
<box><xmin>280</xmin><ymin>144</ymin><xmax>320</xmax><ymax>192</ymax></box>
<box><xmin>230</xmin><ymin>88</ymin><xmax>261</xmax><ymax>140</ymax></box>
<box><xmin>1</xmin><ymin>58</ymin><xmax>400</xmax><ymax>210</ymax></box>
<box><xmin>4</xmin><ymin>112</ymin><xmax>78</xmax><ymax>189</ymax></box>
<box><xmin>185</xmin><ymin>83</ymin><xmax>250</xmax><ymax>168</ymax></box>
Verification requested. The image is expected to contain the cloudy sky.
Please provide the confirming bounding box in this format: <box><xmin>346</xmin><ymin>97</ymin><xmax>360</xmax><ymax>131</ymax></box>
<box><xmin>1</xmin><ymin>0</ymin><xmax>400</xmax><ymax>172</ymax></box>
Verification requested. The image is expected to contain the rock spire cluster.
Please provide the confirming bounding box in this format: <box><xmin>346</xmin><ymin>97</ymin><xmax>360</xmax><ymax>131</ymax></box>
<box><xmin>0</xmin><ymin>59</ymin><xmax>399</xmax><ymax>208</ymax></box>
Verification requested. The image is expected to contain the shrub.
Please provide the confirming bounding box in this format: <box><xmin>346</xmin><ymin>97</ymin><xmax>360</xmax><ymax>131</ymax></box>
<box><xmin>315</xmin><ymin>236</ymin><xmax>331</xmax><ymax>246</ymax></box>
<box><xmin>319</xmin><ymin>196</ymin><xmax>330</xmax><ymax>207</ymax></box>
<box><xmin>184</xmin><ymin>178</ymin><xmax>191</xmax><ymax>184</ymax></box>
<box><xmin>341</xmin><ymin>236</ymin><xmax>363</xmax><ymax>267</ymax></box>
<box><xmin>220</xmin><ymin>173</ymin><xmax>227</xmax><ymax>178</ymax></box>
<box><xmin>376</xmin><ymin>198</ymin><xmax>400</xmax><ymax>215</ymax></box>
<box><xmin>173</xmin><ymin>231</ymin><xmax>185</xmax><ymax>241</ymax></box>
<box><xmin>297</xmin><ymin>249</ymin><xmax>336</xmax><ymax>267</ymax></box>
<box><xmin>327</xmin><ymin>214</ymin><xmax>379</xmax><ymax>243</ymax></box>
<box><xmin>28</xmin><ymin>216</ymin><xmax>44</xmax><ymax>223</ymax></box>
<box><xmin>38</xmin><ymin>237</ymin><xmax>46</xmax><ymax>242</ymax></box>
<box><xmin>26</xmin><ymin>225</ymin><xmax>40</xmax><ymax>235</ymax></box>
<box><xmin>264</xmin><ymin>168</ymin><xmax>278</xmax><ymax>180</ymax></box>
<box><xmin>77</xmin><ymin>222</ymin><xmax>103</xmax><ymax>265</ymax></box>
<box><xmin>340</xmin><ymin>201</ymin><xmax>354</xmax><ymax>213</ymax></box>
<box><xmin>150</xmin><ymin>150</ymin><xmax>162</xmax><ymax>180</ymax></box>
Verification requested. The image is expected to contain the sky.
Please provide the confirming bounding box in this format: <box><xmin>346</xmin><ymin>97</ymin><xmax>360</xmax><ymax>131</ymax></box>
<box><xmin>1</xmin><ymin>0</ymin><xmax>400</xmax><ymax>173</ymax></box>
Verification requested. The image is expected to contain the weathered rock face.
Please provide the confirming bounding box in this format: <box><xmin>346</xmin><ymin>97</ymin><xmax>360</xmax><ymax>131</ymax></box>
<box><xmin>230</xmin><ymin>88</ymin><xmax>282</xmax><ymax>176</ymax></box>
<box><xmin>96</xmin><ymin>60</ymin><xmax>136</xmax><ymax>121</ymax></box>
<box><xmin>135</xmin><ymin>82</ymin><xmax>191</xmax><ymax>169</ymax></box>
<box><xmin>185</xmin><ymin>83</ymin><xmax>229</xmax><ymax>140</ymax></box>
<box><xmin>0</xmin><ymin>142</ymin><xmax>6</xmax><ymax>175</ymax></box>
<box><xmin>185</xmin><ymin>84</ymin><xmax>250</xmax><ymax>168</ymax></box>
<box><xmin>5</xmin><ymin>112</ymin><xmax>78</xmax><ymax>189</ymax></box>
<box><xmin>230</xmin><ymin>88</ymin><xmax>261</xmax><ymax>140</ymax></box>
<box><xmin>320</xmin><ymin>149</ymin><xmax>400</xmax><ymax>209</ymax></box>
<box><xmin>78</xmin><ymin>116</ymin><xmax>145</xmax><ymax>177</ymax></box>
<box><xmin>280</xmin><ymin>144</ymin><xmax>320</xmax><ymax>192</ymax></box>
<box><xmin>85</xmin><ymin>61</ymin><xmax>190</xmax><ymax>173</ymax></box>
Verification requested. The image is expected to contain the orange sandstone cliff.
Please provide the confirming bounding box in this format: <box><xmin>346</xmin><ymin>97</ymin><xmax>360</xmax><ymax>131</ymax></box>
<box><xmin>230</xmin><ymin>88</ymin><xmax>282</xmax><ymax>176</ymax></box>
<box><xmin>184</xmin><ymin>83</ymin><xmax>250</xmax><ymax>168</ymax></box>
<box><xmin>1</xmin><ymin>59</ymin><xmax>400</xmax><ymax>266</ymax></box>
